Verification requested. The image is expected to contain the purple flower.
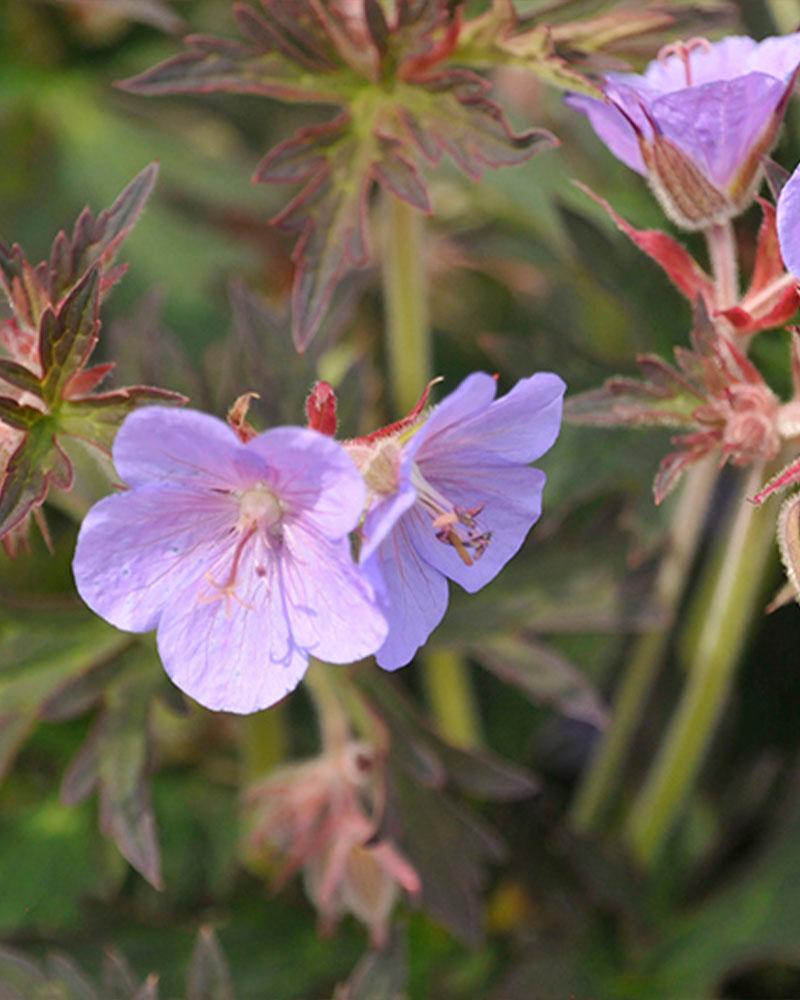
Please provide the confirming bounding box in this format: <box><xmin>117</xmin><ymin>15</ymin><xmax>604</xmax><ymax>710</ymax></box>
<box><xmin>348</xmin><ymin>372</ymin><xmax>565</xmax><ymax>669</ymax></box>
<box><xmin>73</xmin><ymin>407</ymin><xmax>387</xmax><ymax>713</ymax></box>
<box><xmin>777</xmin><ymin>162</ymin><xmax>800</xmax><ymax>280</ymax></box>
<box><xmin>567</xmin><ymin>34</ymin><xmax>800</xmax><ymax>229</ymax></box>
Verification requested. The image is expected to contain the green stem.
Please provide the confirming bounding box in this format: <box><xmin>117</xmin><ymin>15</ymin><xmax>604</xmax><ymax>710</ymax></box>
<box><xmin>569</xmin><ymin>455</ymin><xmax>718</xmax><ymax>833</ymax></box>
<box><xmin>421</xmin><ymin>648</ymin><xmax>484</xmax><ymax>749</ymax></box>
<box><xmin>382</xmin><ymin>191</ymin><xmax>431</xmax><ymax>415</ymax></box>
<box><xmin>241</xmin><ymin>705</ymin><xmax>288</xmax><ymax>783</ymax></box>
<box><xmin>626</xmin><ymin>461</ymin><xmax>777</xmax><ymax>865</ymax></box>
<box><xmin>380</xmin><ymin>192</ymin><xmax>481</xmax><ymax>748</ymax></box>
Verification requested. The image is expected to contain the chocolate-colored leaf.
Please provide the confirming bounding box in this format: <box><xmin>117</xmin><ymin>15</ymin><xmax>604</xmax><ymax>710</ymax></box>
<box><xmin>40</xmin><ymin>267</ymin><xmax>101</xmax><ymax>401</ymax></box>
<box><xmin>256</xmin><ymin>116</ymin><xmax>376</xmax><ymax>349</ymax></box>
<box><xmin>388</xmin><ymin>766</ymin><xmax>504</xmax><ymax>947</ymax></box>
<box><xmin>402</xmin><ymin>71</ymin><xmax>557</xmax><ymax>178</ymax></box>
<box><xmin>473</xmin><ymin>635</ymin><xmax>609</xmax><ymax>728</ymax></box>
<box><xmin>0</xmin><ymin>419</ymin><xmax>72</xmax><ymax>537</ymax></box>
<box><xmin>335</xmin><ymin>927</ymin><xmax>408</xmax><ymax>1000</ymax></box>
<box><xmin>0</xmin><ymin>360</ymin><xmax>43</xmax><ymax>398</ymax></box>
<box><xmin>48</xmin><ymin>164</ymin><xmax>159</xmax><ymax>306</ymax></box>
<box><xmin>118</xmin><ymin>31</ymin><xmax>345</xmax><ymax>103</ymax></box>
<box><xmin>94</xmin><ymin>662</ymin><xmax>164</xmax><ymax>889</ymax></box>
<box><xmin>186</xmin><ymin>928</ymin><xmax>235</xmax><ymax>1000</ymax></box>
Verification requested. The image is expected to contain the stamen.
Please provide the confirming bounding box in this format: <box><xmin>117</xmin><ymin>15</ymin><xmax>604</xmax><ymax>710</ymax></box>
<box><xmin>198</xmin><ymin>525</ymin><xmax>257</xmax><ymax>616</ymax></box>
<box><xmin>657</xmin><ymin>37</ymin><xmax>712</xmax><ymax>87</ymax></box>
<box><xmin>412</xmin><ymin>466</ymin><xmax>492</xmax><ymax>564</ymax></box>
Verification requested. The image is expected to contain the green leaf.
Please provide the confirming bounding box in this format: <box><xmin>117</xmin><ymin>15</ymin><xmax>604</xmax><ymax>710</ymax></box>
<box><xmin>40</xmin><ymin>267</ymin><xmax>101</xmax><ymax>402</ymax></box>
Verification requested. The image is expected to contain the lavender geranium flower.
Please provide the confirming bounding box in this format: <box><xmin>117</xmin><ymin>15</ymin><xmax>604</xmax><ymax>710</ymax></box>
<box><xmin>73</xmin><ymin>407</ymin><xmax>387</xmax><ymax>713</ymax></box>
<box><xmin>567</xmin><ymin>34</ymin><xmax>800</xmax><ymax>230</ymax></box>
<box><xmin>347</xmin><ymin>372</ymin><xmax>565</xmax><ymax>669</ymax></box>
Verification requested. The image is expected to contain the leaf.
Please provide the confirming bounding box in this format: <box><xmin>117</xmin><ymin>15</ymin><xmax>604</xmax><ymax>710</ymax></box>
<box><xmin>185</xmin><ymin>928</ymin><xmax>235</xmax><ymax>1000</ymax></box>
<box><xmin>255</xmin><ymin>115</ymin><xmax>377</xmax><ymax>349</ymax></box>
<box><xmin>0</xmin><ymin>609</ymin><xmax>130</xmax><ymax>782</ymax></box>
<box><xmin>400</xmin><ymin>70</ymin><xmax>557</xmax><ymax>179</ymax></box>
<box><xmin>0</xmin><ymin>170</ymin><xmax>184</xmax><ymax>546</ymax></box>
<box><xmin>473</xmin><ymin>635</ymin><xmax>609</xmax><ymax>728</ymax></box>
<box><xmin>334</xmin><ymin>927</ymin><xmax>408</xmax><ymax>1000</ymax></box>
<box><xmin>118</xmin><ymin>3</ymin><xmax>557</xmax><ymax>347</ymax></box>
<box><xmin>88</xmin><ymin>657</ymin><xmax>164</xmax><ymax>889</ymax></box>
<box><xmin>118</xmin><ymin>27</ymin><xmax>349</xmax><ymax>103</ymax></box>
<box><xmin>0</xmin><ymin>418</ymin><xmax>71</xmax><ymax>537</ymax></box>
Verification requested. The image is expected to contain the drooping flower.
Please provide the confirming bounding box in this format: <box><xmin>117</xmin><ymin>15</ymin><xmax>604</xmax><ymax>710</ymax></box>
<box><xmin>567</xmin><ymin>33</ymin><xmax>800</xmax><ymax>229</ymax></box>
<box><xmin>347</xmin><ymin>372</ymin><xmax>565</xmax><ymax>669</ymax></box>
<box><xmin>73</xmin><ymin>406</ymin><xmax>387</xmax><ymax>713</ymax></box>
<box><xmin>245</xmin><ymin>733</ymin><xmax>419</xmax><ymax>946</ymax></box>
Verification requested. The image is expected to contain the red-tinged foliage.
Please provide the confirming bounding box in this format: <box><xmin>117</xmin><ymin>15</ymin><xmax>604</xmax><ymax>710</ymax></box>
<box><xmin>119</xmin><ymin>1</ymin><xmax>558</xmax><ymax>349</ymax></box>
<box><xmin>0</xmin><ymin>168</ymin><xmax>185</xmax><ymax>544</ymax></box>
<box><xmin>580</xmin><ymin>183</ymin><xmax>799</xmax><ymax>337</ymax></box>
<box><xmin>576</xmin><ymin>181</ymin><xmax>715</xmax><ymax>305</ymax></box>
<box><xmin>567</xmin><ymin>302</ymin><xmax>785</xmax><ymax>504</ymax></box>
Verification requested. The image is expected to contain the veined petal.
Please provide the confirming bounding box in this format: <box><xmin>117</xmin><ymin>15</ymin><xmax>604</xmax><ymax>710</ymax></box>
<box><xmin>409</xmin><ymin>459</ymin><xmax>547</xmax><ymax>593</ymax></box>
<box><xmin>369</xmin><ymin>521</ymin><xmax>449</xmax><ymax>671</ymax></box>
<box><xmin>420</xmin><ymin>373</ymin><xmax>565</xmax><ymax>466</ymax></box>
<box><xmin>642</xmin><ymin>36</ymin><xmax>759</xmax><ymax>90</ymax></box>
<box><xmin>113</xmin><ymin>406</ymin><xmax>245</xmax><ymax>488</ymax></box>
<box><xmin>565</xmin><ymin>91</ymin><xmax>647</xmax><ymax>175</ymax></box>
<box><xmin>359</xmin><ymin>479</ymin><xmax>417</xmax><ymax>562</ymax></box>
<box><xmin>157</xmin><ymin>538</ymin><xmax>308</xmax><ymax>714</ymax></box>
<box><xmin>414</xmin><ymin>372</ymin><xmax>498</xmax><ymax>447</ymax></box>
<box><xmin>73</xmin><ymin>484</ymin><xmax>236</xmax><ymax>633</ymax></box>
<box><xmin>651</xmin><ymin>73</ymin><xmax>787</xmax><ymax>190</ymax></box>
<box><xmin>778</xmin><ymin>164</ymin><xmax>800</xmax><ymax>279</ymax></box>
<box><xmin>280</xmin><ymin>523</ymin><xmax>388</xmax><ymax>663</ymax></box>
<box><xmin>246</xmin><ymin>426</ymin><xmax>366</xmax><ymax>537</ymax></box>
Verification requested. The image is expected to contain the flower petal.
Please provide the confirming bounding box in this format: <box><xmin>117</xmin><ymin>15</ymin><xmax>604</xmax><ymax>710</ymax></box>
<box><xmin>246</xmin><ymin>426</ymin><xmax>366</xmax><ymax>537</ymax></box>
<box><xmin>281</xmin><ymin>524</ymin><xmax>388</xmax><ymax>662</ymax></box>
<box><xmin>420</xmin><ymin>372</ymin><xmax>565</xmax><ymax>465</ymax></box>
<box><xmin>359</xmin><ymin>477</ymin><xmax>417</xmax><ymax>562</ymax></box>
<box><xmin>406</xmin><ymin>459</ymin><xmax>547</xmax><ymax>593</ymax></box>
<box><xmin>156</xmin><ymin>538</ymin><xmax>308</xmax><ymax>713</ymax></box>
<box><xmin>778</xmin><ymin>164</ymin><xmax>800</xmax><ymax>279</ymax></box>
<box><xmin>113</xmin><ymin>406</ymin><xmax>246</xmax><ymax>489</ymax></box>
<box><xmin>73</xmin><ymin>484</ymin><xmax>235</xmax><ymax>633</ymax></box>
<box><xmin>651</xmin><ymin>73</ymin><xmax>787</xmax><ymax>190</ymax></box>
<box><xmin>369</xmin><ymin>521</ymin><xmax>449</xmax><ymax>671</ymax></box>
<box><xmin>565</xmin><ymin>91</ymin><xmax>647</xmax><ymax>175</ymax></box>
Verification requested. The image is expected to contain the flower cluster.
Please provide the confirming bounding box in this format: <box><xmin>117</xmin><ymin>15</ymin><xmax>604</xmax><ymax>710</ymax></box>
<box><xmin>72</xmin><ymin>373</ymin><xmax>564</xmax><ymax>712</ymax></box>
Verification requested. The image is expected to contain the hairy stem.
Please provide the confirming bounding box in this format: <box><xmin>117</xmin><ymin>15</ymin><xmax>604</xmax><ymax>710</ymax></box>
<box><xmin>707</xmin><ymin>221</ymin><xmax>739</xmax><ymax>310</ymax></box>
<box><xmin>626</xmin><ymin>461</ymin><xmax>777</xmax><ymax>865</ymax></box>
<box><xmin>570</xmin><ymin>456</ymin><xmax>718</xmax><ymax>833</ymax></box>
<box><xmin>381</xmin><ymin>192</ymin><xmax>481</xmax><ymax>748</ymax></box>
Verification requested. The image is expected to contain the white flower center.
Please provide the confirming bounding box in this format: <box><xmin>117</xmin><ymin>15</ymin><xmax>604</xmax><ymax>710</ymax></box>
<box><xmin>237</xmin><ymin>483</ymin><xmax>283</xmax><ymax>533</ymax></box>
